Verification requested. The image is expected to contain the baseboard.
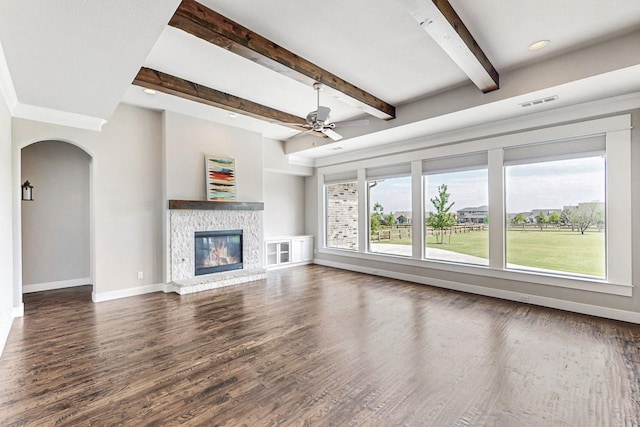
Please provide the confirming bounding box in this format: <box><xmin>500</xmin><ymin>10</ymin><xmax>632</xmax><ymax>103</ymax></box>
<box><xmin>314</xmin><ymin>259</ymin><xmax>640</xmax><ymax>324</ymax></box>
<box><xmin>23</xmin><ymin>278</ymin><xmax>91</xmax><ymax>294</ymax></box>
<box><xmin>0</xmin><ymin>320</ymin><xmax>9</xmax><ymax>358</ymax></box>
<box><xmin>12</xmin><ymin>303</ymin><xmax>24</xmax><ymax>318</ymax></box>
<box><xmin>0</xmin><ymin>303</ymin><xmax>23</xmax><ymax>357</ymax></box>
<box><xmin>266</xmin><ymin>261</ymin><xmax>313</xmax><ymax>271</ymax></box>
<box><xmin>92</xmin><ymin>283</ymin><xmax>165</xmax><ymax>303</ymax></box>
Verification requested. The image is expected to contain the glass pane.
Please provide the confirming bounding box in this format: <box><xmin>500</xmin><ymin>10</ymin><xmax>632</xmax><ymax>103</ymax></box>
<box><xmin>424</xmin><ymin>169</ymin><xmax>489</xmax><ymax>265</ymax></box>
<box><xmin>368</xmin><ymin>176</ymin><xmax>412</xmax><ymax>256</ymax></box>
<box><xmin>505</xmin><ymin>156</ymin><xmax>605</xmax><ymax>278</ymax></box>
<box><xmin>326</xmin><ymin>182</ymin><xmax>359</xmax><ymax>250</ymax></box>
<box><xmin>266</xmin><ymin>242</ymin><xmax>278</xmax><ymax>254</ymax></box>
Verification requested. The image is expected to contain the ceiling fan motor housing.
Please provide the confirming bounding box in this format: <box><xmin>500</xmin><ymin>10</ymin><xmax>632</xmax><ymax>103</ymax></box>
<box><xmin>306</xmin><ymin>111</ymin><xmax>325</xmax><ymax>130</ymax></box>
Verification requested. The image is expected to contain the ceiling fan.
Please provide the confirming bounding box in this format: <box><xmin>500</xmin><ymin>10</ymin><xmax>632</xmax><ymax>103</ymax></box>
<box><xmin>289</xmin><ymin>83</ymin><xmax>369</xmax><ymax>141</ymax></box>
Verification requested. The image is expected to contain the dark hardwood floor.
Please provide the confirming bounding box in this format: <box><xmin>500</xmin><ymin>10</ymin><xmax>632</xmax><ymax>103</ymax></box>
<box><xmin>1</xmin><ymin>265</ymin><xmax>639</xmax><ymax>426</ymax></box>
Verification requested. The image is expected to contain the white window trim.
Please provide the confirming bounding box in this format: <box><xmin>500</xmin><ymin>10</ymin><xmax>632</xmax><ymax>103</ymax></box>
<box><xmin>318</xmin><ymin>114</ymin><xmax>633</xmax><ymax>296</ymax></box>
<box><xmin>316</xmin><ymin>247</ymin><xmax>631</xmax><ymax>296</ymax></box>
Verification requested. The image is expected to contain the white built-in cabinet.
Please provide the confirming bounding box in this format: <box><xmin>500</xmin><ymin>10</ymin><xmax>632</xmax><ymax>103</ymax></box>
<box><xmin>265</xmin><ymin>235</ymin><xmax>313</xmax><ymax>269</ymax></box>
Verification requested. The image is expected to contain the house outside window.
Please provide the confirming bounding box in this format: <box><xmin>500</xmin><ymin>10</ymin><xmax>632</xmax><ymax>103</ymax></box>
<box><xmin>325</xmin><ymin>181</ymin><xmax>359</xmax><ymax>250</ymax></box>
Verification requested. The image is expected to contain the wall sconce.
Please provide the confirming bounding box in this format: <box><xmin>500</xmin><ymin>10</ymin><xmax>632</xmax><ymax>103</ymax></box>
<box><xmin>21</xmin><ymin>181</ymin><xmax>34</xmax><ymax>201</ymax></box>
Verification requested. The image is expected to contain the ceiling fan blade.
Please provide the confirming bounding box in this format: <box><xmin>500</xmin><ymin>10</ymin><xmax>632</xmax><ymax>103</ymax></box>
<box><xmin>316</xmin><ymin>106</ymin><xmax>331</xmax><ymax>123</ymax></box>
<box><xmin>278</xmin><ymin>122</ymin><xmax>310</xmax><ymax>127</ymax></box>
<box><xmin>332</xmin><ymin>119</ymin><xmax>369</xmax><ymax>128</ymax></box>
<box><xmin>287</xmin><ymin>129</ymin><xmax>314</xmax><ymax>140</ymax></box>
<box><xmin>321</xmin><ymin>128</ymin><xmax>343</xmax><ymax>141</ymax></box>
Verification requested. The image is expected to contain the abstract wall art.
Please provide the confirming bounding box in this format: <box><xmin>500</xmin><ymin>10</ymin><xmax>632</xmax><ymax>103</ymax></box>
<box><xmin>205</xmin><ymin>155</ymin><xmax>236</xmax><ymax>200</ymax></box>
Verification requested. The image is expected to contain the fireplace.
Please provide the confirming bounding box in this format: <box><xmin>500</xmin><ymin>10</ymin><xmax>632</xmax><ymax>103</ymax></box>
<box><xmin>169</xmin><ymin>202</ymin><xmax>265</xmax><ymax>294</ymax></box>
<box><xmin>194</xmin><ymin>230</ymin><xmax>243</xmax><ymax>275</ymax></box>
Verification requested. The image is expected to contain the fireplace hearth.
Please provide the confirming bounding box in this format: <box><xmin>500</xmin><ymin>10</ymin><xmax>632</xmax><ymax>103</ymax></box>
<box><xmin>194</xmin><ymin>230</ymin><xmax>243</xmax><ymax>275</ymax></box>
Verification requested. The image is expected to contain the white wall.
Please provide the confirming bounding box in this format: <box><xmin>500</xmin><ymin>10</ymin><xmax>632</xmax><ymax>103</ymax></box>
<box><xmin>12</xmin><ymin>104</ymin><xmax>163</xmax><ymax>300</ymax></box>
<box><xmin>164</xmin><ymin>111</ymin><xmax>264</xmax><ymax>202</ymax></box>
<box><xmin>21</xmin><ymin>141</ymin><xmax>90</xmax><ymax>288</ymax></box>
<box><xmin>263</xmin><ymin>171</ymin><xmax>305</xmax><ymax>238</ymax></box>
<box><xmin>0</xmin><ymin>86</ymin><xmax>14</xmax><ymax>355</ymax></box>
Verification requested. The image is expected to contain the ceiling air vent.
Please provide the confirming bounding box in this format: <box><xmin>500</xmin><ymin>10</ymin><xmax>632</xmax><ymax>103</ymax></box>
<box><xmin>519</xmin><ymin>95</ymin><xmax>558</xmax><ymax>108</ymax></box>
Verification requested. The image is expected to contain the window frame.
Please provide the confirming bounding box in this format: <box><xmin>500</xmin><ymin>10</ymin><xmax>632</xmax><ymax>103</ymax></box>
<box><xmin>503</xmin><ymin>154</ymin><xmax>607</xmax><ymax>279</ymax></box>
<box><xmin>317</xmin><ymin>115</ymin><xmax>632</xmax><ymax>296</ymax></box>
<box><xmin>422</xmin><ymin>162</ymin><xmax>489</xmax><ymax>266</ymax></box>
<box><xmin>366</xmin><ymin>173</ymin><xmax>413</xmax><ymax>257</ymax></box>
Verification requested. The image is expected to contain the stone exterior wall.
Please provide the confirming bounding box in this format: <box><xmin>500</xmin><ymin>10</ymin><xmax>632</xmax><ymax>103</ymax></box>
<box><xmin>326</xmin><ymin>182</ymin><xmax>359</xmax><ymax>250</ymax></box>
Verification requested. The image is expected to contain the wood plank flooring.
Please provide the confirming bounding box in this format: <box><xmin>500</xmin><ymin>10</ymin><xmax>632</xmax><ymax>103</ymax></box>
<box><xmin>1</xmin><ymin>265</ymin><xmax>639</xmax><ymax>426</ymax></box>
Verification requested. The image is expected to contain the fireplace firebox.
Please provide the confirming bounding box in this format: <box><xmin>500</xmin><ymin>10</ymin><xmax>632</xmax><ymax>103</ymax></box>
<box><xmin>194</xmin><ymin>230</ymin><xmax>243</xmax><ymax>275</ymax></box>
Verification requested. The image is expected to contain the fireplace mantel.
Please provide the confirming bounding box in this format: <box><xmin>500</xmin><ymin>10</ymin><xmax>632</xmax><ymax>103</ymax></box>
<box><xmin>169</xmin><ymin>200</ymin><xmax>264</xmax><ymax>211</ymax></box>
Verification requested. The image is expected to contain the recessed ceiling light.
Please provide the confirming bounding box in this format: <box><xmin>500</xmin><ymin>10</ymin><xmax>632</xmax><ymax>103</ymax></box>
<box><xmin>228</xmin><ymin>113</ymin><xmax>238</xmax><ymax>119</ymax></box>
<box><xmin>528</xmin><ymin>40</ymin><xmax>550</xmax><ymax>51</ymax></box>
<box><xmin>143</xmin><ymin>88</ymin><xmax>157</xmax><ymax>95</ymax></box>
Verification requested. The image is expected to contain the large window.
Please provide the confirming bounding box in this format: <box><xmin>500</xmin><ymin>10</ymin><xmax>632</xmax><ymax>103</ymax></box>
<box><xmin>368</xmin><ymin>176</ymin><xmax>412</xmax><ymax>256</ymax></box>
<box><xmin>325</xmin><ymin>180</ymin><xmax>359</xmax><ymax>250</ymax></box>
<box><xmin>423</xmin><ymin>154</ymin><xmax>489</xmax><ymax>266</ymax></box>
<box><xmin>320</xmin><ymin>115</ymin><xmax>631</xmax><ymax>293</ymax></box>
<box><xmin>505</xmin><ymin>155</ymin><xmax>606</xmax><ymax>278</ymax></box>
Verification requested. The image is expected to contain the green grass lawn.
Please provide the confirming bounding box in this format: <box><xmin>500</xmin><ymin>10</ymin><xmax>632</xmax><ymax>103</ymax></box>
<box><xmin>377</xmin><ymin>228</ymin><xmax>605</xmax><ymax>277</ymax></box>
<box><xmin>505</xmin><ymin>229</ymin><xmax>604</xmax><ymax>277</ymax></box>
<box><xmin>426</xmin><ymin>231</ymin><xmax>489</xmax><ymax>259</ymax></box>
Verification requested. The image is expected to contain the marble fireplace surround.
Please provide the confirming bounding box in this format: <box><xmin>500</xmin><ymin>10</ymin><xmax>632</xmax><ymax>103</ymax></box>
<box><xmin>168</xmin><ymin>200</ymin><xmax>266</xmax><ymax>294</ymax></box>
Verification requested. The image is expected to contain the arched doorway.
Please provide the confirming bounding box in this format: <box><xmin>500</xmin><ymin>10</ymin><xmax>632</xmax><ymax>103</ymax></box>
<box><xmin>21</xmin><ymin>140</ymin><xmax>92</xmax><ymax>294</ymax></box>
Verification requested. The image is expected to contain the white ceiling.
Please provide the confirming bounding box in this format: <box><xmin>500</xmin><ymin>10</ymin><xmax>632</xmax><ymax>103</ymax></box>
<box><xmin>0</xmin><ymin>0</ymin><xmax>639</xmax><ymax>160</ymax></box>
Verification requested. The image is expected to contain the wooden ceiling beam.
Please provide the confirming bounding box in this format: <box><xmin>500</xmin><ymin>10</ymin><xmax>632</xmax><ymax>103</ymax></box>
<box><xmin>168</xmin><ymin>0</ymin><xmax>395</xmax><ymax>120</ymax></box>
<box><xmin>133</xmin><ymin>67</ymin><xmax>307</xmax><ymax>127</ymax></box>
<box><xmin>399</xmin><ymin>0</ymin><xmax>499</xmax><ymax>93</ymax></box>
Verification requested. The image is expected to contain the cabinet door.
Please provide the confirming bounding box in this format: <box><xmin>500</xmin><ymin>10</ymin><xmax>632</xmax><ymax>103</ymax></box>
<box><xmin>266</xmin><ymin>242</ymin><xmax>278</xmax><ymax>266</ymax></box>
<box><xmin>290</xmin><ymin>238</ymin><xmax>304</xmax><ymax>263</ymax></box>
<box><xmin>301</xmin><ymin>236</ymin><xmax>313</xmax><ymax>261</ymax></box>
<box><xmin>279</xmin><ymin>241</ymin><xmax>290</xmax><ymax>264</ymax></box>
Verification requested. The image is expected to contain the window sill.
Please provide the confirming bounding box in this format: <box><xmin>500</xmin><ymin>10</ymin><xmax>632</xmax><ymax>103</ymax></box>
<box><xmin>318</xmin><ymin>247</ymin><xmax>632</xmax><ymax>297</ymax></box>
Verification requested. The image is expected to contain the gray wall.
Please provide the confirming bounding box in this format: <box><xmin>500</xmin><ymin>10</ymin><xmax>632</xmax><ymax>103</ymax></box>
<box><xmin>263</xmin><ymin>171</ymin><xmax>306</xmax><ymax>238</ymax></box>
<box><xmin>305</xmin><ymin>171</ymin><xmax>318</xmax><ymax>238</ymax></box>
<box><xmin>13</xmin><ymin>104</ymin><xmax>164</xmax><ymax>298</ymax></box>
<box><xmin>21</xmin><ymin>140</ymin><xmax>90</xmax><ymax>287</ymax></box>
<box><xmin>164</xmin><ymin>111</ymin><xmax>264</xmax><ymax>202</ymax></box>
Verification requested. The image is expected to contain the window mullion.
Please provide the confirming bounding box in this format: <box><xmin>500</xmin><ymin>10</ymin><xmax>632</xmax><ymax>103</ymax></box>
<box><xmin>357</xmin><ymin>169</ymin><xmax>368</xmax><ymax>253</ymax></box>
<box><xmin>606</xmin><ymin>128</ymin><xmax>632</xmax><ymax>285</ymax></box>
<box><xmin>411</xmin><ymin>160</ymin><xmax>423</xmax><ymax>260</ymax></box>
<box><xmin>488</xmin><ymin>149</ymin><xmax>505</xmax><ymax>270</ymax></box>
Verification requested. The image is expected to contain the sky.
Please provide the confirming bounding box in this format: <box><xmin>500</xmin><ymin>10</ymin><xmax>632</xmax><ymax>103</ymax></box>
<box><xmin>368</xmin><ymin>156</ymin><xmax>605</xmax><ymax>214</ymax></box>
